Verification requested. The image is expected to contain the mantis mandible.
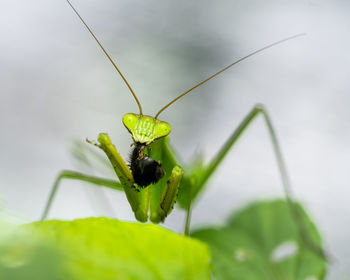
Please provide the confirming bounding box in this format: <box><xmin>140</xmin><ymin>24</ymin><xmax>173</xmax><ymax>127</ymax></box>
<box><xmin>41</xmin><ymin>1</ymin><xmax>326</xmax><ymax>260</ymax></box>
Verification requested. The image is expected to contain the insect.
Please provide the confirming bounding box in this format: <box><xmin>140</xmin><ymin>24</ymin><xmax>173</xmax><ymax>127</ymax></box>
<box><xmin>41</xmin><ymin>1</ymin><xmax>326</xmax><ymax>261</ymax></box>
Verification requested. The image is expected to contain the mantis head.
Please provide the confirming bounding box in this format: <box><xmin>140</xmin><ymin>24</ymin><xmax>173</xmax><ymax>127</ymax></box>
<box><xmin>123</xmin><ymin>113</ymin><xmax>172</xmax><ymax>145</ymax></box>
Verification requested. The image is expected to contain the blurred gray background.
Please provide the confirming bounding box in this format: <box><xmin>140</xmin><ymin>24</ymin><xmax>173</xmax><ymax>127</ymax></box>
<box><xmin>0</xmin><ymin>0</ymin><xmax>349</xmax><ymax>278</ymax></box>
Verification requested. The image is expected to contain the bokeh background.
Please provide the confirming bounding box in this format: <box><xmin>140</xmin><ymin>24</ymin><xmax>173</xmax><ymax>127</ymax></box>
<box><xmin>0</xmin><ymin>0</ymin><xmax>349</xmax><ymax>278</ymax></box>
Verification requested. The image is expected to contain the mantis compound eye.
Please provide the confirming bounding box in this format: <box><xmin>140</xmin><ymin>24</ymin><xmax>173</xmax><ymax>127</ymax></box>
<box><xmin>130</xmin><ymin>143</ymin><xmax>165</xmax><ymax>187</ymax></box>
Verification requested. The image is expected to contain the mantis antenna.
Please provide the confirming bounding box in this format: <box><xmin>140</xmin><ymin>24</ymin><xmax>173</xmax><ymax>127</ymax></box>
<box><xmin>66</xmin><ymin>0</ymin><xmax>143</xmax><ymax>115</ymax></box>
<box><xmin>154</xmin><ymin>33</ymin><xmax>305</xmax><ymax>119</ymax></box>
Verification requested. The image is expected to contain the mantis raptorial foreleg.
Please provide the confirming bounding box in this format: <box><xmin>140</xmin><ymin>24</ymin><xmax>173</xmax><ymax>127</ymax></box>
<box><xmin>41</xmin><ymin>133</ymin><xmax>145</xmax><ymax>221</ymax></box>
<box><xmin>181</xmin><ymin>103</ymin><xmax>326</xmax><ymax>258</ymax></box>
<box><xmin>85</xmin><ymin>133</ymin><xmax>150</xmax><ymax>222</ymax></box>
<box><xmin>152</xmin><ymin>166</ymin><xmax>184</xmax><ymax>223</ymax></box>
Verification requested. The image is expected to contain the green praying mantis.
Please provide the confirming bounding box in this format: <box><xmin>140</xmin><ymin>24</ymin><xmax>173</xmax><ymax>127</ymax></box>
<box><xmin>40</xmin><ymin>0</ymin><xmax>326</xmax><ymax>260</ymax></box>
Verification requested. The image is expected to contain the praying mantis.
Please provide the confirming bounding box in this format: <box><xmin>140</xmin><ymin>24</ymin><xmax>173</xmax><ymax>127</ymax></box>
<box><xmin>40</xmin><ymin>0</ymin><xmax>326</xmax><ymax>260</ymax></box>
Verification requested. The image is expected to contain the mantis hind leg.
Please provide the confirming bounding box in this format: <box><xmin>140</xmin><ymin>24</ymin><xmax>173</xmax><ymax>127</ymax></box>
<box><xmin>186</xmin><ymin>103</ymin><xmax>326</xmax><ymax>259</ymax></box>
<box><xmin>40</xmin><ymin>170</ymin><xmax>124</xmax><ymax>221</ymax></box>
<box><xmin>254</xmin><ymin>104</ymin><xmax>327</xmax><ymax>260</ymax></box>
<box><xmin>252</xmin><ymin>104</ymin><xmax>326</xmax><ymax>260</ymax></box>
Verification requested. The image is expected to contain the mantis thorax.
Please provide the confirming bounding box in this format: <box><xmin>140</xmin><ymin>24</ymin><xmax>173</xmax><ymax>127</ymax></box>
<box><xmin>123</xmin><ymin>113</ymin><xmax>171</xmax><ymax>145</ymax></box>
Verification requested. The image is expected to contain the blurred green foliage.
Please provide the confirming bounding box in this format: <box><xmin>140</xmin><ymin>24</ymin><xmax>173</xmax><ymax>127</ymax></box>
<box><xmin>0</xmin><ymin>219</ymin><xmax>69</xmax><ymax>280</ymax></box>
<box><xmin>192</xmin><ymin>200</ymin><xmax>326</xmax><ymax>280</ymax></box>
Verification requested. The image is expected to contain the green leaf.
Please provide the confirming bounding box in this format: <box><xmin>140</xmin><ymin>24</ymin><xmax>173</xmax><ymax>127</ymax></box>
<box><xmin>0</xmin><ymin>218</ymin><xmax>68</xmax><ymax>280</ymax></box>
<box><xmin>29</xmin><ymin>217</ymin><xmax>211</xmax><ymax>280</ymax></box>
<box><xmin>191</xmin><ymin>200</ymin><xmax>326</xmax><ymax>280</ymax></box>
